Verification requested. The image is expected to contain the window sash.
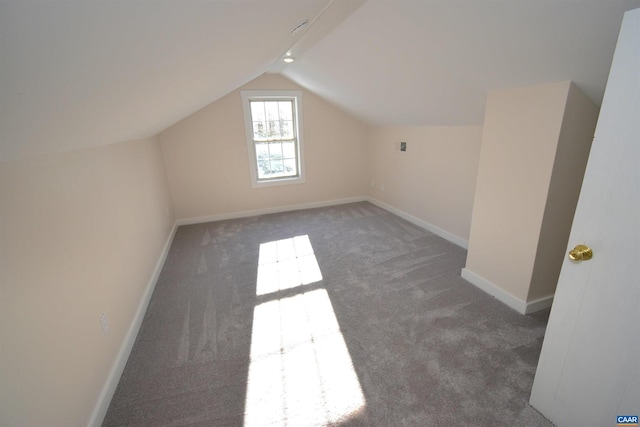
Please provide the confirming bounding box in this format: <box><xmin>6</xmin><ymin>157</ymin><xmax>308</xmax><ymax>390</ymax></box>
<box><xmin>241</xmin><ymin>90</ymin><xmax>305</xmax><ymax>188</ymax></box>
<box><xmin>254</xmin><ymin>139</ymin><xmax>299</xmax><ymax>180</ymax></box>
<box><xmin>248</xmin><ymin>98</ymin><xmax>299</xmax><ymax>181</ymax></box>
<box><xmin>250</xmin><ymin>99</ymin><xmax>296</xmax><ymax>142</ymax></box>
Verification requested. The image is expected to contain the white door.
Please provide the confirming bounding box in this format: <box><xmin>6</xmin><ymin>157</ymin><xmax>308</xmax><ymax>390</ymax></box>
<box><xmin>530</xmin><ymin>8</ymin><xmax>640</xmax><ymax>427</ymax></box>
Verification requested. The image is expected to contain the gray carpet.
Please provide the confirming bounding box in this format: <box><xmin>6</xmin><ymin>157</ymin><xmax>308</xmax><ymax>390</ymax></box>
<box><xmin>103</xmin><ymin>202</ymin><xmax>554</xmax><ymax>426</ymax></box>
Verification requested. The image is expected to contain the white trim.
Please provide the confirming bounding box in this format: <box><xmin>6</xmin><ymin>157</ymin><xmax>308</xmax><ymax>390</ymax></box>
<box><xmin>461</xmin><ymin>268</ymin><xmax>528</xmax><ymax>314</ymax></box>
<box><xmin>524</xmin><ymin>294</ymin><xmax>554</xmax><ymax>314</ymax></box>
<box><xmin>176</xmin><ymin>197</ymin><xmax>469</xmax><ymax>252</ymax></box>
<box><xmin>366</xmin><ymin>197</ymin><xmax>468</xmax><ymax>249</ymax></box>
<box><xmin>460</xmin><ymin>268</ymin><xmax>554</xmax><ymax>315</ymax></box>
<box><xmin>240</xmin><ymin>90</ymin><xmax>305</xmax><ymax>188</ymax></box>
<box><xmin>176</xmin><ymin>196</ymin><xmax>367</xmax><ymax>226</ymax></box>
<box><xmin>88</xmin><ymin>222</ymin><xmax>178</xmax><ymax>427</ymax></box>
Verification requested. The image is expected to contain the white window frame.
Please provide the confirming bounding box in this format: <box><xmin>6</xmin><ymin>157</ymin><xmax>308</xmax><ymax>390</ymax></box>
<box><xmin>241</xmin><ymin>90</ymin><xmax>306</xmax><ymax>188</ymax></box>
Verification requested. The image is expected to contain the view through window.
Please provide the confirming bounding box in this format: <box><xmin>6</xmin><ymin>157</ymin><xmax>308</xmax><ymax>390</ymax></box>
<box><xmin>241</xmin><ymin>90</ymin><xmax>305</xmax><ymax>188</ymax></box>
<box><xmin>250</xmin><ymin>100</ymin><xmax>297</xmax><ymax>180</ymax></box>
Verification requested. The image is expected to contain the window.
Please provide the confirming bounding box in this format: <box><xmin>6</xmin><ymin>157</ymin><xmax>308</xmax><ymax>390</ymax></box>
<box><xmin>241</xmin><ymin>90</ymin><xmax>305</xmax><ymax>188</ymax></box>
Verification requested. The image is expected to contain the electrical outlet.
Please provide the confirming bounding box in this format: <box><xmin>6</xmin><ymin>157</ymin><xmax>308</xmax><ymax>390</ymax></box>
<box><xmin>400</xmin><ymin>141</ymin><xmax>407</xmax><ymax>152</ymax></box>
<box><xmin>100</xmin><ymin>313</ymin><xmax>109</xmax><ymax>336</ymax></box>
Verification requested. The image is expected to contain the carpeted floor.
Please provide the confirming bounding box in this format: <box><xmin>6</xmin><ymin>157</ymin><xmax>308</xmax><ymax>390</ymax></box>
<box><xmin>103</xmin><ymin>202</ymin><xmax>554</xmax><ymax>426</ymax></box>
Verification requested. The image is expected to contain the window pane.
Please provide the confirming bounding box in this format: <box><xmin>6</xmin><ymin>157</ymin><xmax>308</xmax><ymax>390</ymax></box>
<box><xmin>282</xmin><ymin>141</ymin><xmax>296</xmax><ymax>159</ymax></box>
<box><xmin>269</xmin><ymin>141</ymin><xmax>283</xmax><ymax>158</ymax></box>
<box><xmin>256</xmin><ymin>142</ymin><xmax>269</xmax><ymax>158</ymax></box>
<box><xmin>256</xmin><ymin>143</ymin><xmax>270</xmax><ymax>178</ymax></box>
<box><xmin>266</xmin><ymin>120</ymin><xmax>280</xmax><ymax>139</ymax></box>
<box><xmin>284</xmin><ymin>158</ymin><xmax>297</xmax><ymax>175</ymax></box>
<box><xmin>270</xmin><ymin>159</ymin><xmax>284</xmax><ymax>175</ymax></box>
<box><xmin>251</xmin><ymin>102</ymin><xmax>265</xmax><ymax>122</ymax></box>
<box><xmin>278</xmin><ymin>101</ymin><xmax>293</xmax><ymax>120</ymax></box>
<box><xmin>280</xmin><ymin>120</ymin><xmax>293</xmax><ymax>139</ymax></box>
<box><xmin>257</xmin><ymin>166</ymin><xmax>269</xmax><ymax>179</ymax></box>
<box><xmin>265</xmin><ymin>102</ymin><xmax>279</xmax><ymax>122</ymax></box>
<box><xmin>253</xmin><ymin>121</ymin><xmax>267</xmax><ymax>139</ymax></box>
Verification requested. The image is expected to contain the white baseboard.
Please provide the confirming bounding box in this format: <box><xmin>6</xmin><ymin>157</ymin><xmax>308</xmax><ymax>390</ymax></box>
<box><xmin>176</xmin><ymin>196</ymin><xmax>368</xmax><ymax>226</ymax></box>
<box><xmin>366</xmin><ymin>197</ymin><xmax>468</xmax><ymax>249</ymax></box>
<box><xmin>88</xmin><ymin>222</ymin><xmax>178</xmax><ymax>427</ymax></box>
<box><xmin>461</xmin><ymin>268</ymin><xmax>527</xmax><ymax>314</ymax></box>
<box><xmin>86</xmin><ymin>196</ymin><xmax>548</xmax><ymax>425</ymax></box>
<box><xmin>460</xmin><ymin>268</ymin><xmax>554</xmax><ymax>314</ymax></box>
<box><xmin>176</xmin><ymin>196</ymin><xmax>468</xmax><ymax>250</ymax></box>
<box><xmin>524</xmin><ymin>294</ymin><xmax>554</xmax><ymax>314</ymax></box>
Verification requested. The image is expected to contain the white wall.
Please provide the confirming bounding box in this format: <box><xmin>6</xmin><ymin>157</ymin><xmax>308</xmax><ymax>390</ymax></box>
<box><xmin>464</xmin><ymin>82</ymin><xmax>569</xmax><ymax>304</ymax></box>
<box><xmin>0</xmin><ymin>137</ymin><xmax>174</xmax><ymax>426</ymax></box>
<box><xmin>463</xmin><ymin>81</ymin><xmax>597</xmax><ymax>312</ymax></box>
<box><xmin>0</xmin><ymin>71</ymin><xmax>600</xmax><ymax>426</ymax></box>
<box><xmin>528</xmin><ymin>83</ymin><xmax>599</xmax><ymax>301</ymax></box>
<box><xmin>367</xmin><ymin>126</ymin><xmax>482</xmax><ymax>245</ymax></box>
<box><xmin>159</xmin><ymin>73</ymin><xmax>369</xmax><ymax>220</ymax></box>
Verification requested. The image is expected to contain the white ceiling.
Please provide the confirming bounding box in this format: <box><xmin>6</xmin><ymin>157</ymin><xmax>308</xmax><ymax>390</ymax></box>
<box><xmin>283</xmin><ymin>0</ymin><xmax>640</xmax><ymax>126</ymax></box>
<box><xmin>0</xmin><ymin>0</ymin><xmax>359</xmax><ymax>162</ymax></box>
<box><xmin>1</xmin><ymin>0</ymin><xmax>639</xmax><ymax>162</ymax></box>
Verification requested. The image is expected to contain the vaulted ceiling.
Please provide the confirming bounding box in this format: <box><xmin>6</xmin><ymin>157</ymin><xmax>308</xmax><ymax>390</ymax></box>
<box><xmin>2</xmin><ymin>0</ymin><xmax>639</xmax><ymax>162</ymax></box>
<box><xmin>282</xmin><ymin>0</ymin><xmax>640</xmax><ymax>126</ymax></box>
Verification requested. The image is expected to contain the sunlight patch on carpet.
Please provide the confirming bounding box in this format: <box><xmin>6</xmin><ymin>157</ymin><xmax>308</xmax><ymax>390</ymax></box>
<box><xmin>256</xmin><ymin>235</ymin><xmax>322</xmax><ymax>295</ymax></box>
<box><xmin>246</xmin><ymin>237</ymin><xmax>365</xmax><ymax>426</ymax></box>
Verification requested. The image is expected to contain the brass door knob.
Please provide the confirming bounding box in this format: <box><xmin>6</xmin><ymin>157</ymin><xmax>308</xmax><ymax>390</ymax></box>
<box><xmin>569</xmin><ymin>244</ymin><xmax>593</xmax><ymax>262</ymax></box>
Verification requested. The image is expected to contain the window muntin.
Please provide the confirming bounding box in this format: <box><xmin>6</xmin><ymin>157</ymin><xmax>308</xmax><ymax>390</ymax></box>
<box><xmin>241</xmin><ymin>91</ymin><xmax>304</xmax><ymax>188</ymax></box>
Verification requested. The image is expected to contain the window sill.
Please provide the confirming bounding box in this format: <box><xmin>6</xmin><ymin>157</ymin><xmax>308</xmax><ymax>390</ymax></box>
<box><xmin>251</xmin><ymin>175</ymin><xmax>306</xmax><ymax>189</ymax></box>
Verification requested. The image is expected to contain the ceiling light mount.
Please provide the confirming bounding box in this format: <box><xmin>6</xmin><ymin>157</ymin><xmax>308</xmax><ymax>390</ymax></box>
<box><xmin>283</xmin><ymin>52</ymin><xmax>295</xmax><ymax>63</ymax></box>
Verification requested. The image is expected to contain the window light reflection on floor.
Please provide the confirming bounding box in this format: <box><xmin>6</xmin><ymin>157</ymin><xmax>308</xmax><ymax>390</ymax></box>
<box><xmin>245</xmin><ymin>236</ymin><xmax>366</xmax><ymax>426</ymax></box>
<box><xmin>256</xmin><ymin>235</ymin><xmax>323</xmax><ymax>295</ymax></box>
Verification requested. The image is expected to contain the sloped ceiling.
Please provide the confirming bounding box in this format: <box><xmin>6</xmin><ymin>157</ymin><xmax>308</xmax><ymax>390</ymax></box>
<box><xmin>2</xmin><ymin>1</ymin><xmax>639</xmax><ymax>162</ymax></box>
<box><xmin>0</xmin><ymin>0</ymin><xmax>362</xmax><ymax>162</ymax></box>
<box><xmin>282</xmin><ymin>0</ymin><xmax>640</xmax><ymax>126</ymax></box>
